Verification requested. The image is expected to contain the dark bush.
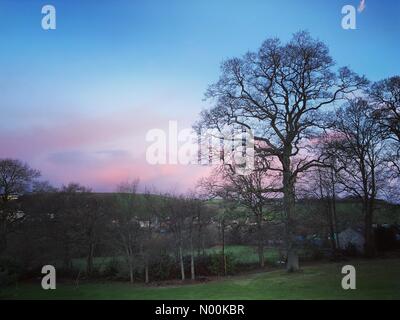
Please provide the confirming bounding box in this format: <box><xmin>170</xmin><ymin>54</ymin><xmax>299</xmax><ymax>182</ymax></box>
<box><xmin>149</xmin><ymin>253</ymin><xmax>177</xmax><ymax>281</ymax></box>
<box><xmin>375</xmin><ymin>226</ymin><xmax>398</xmax><ymax>251</ymax></box>
<box><xmin>196</xmin><ymin>253</ymin><xmax>237</xmax><ymax>276</ymax></box>
<box><xmin>102</xmin><ymin>259</ymin><xmax>120</xmax><ymax>278</ymax></box>
<box><xmin>342</xmin><ymin>242</ymin><xmax>359</xmax><ymax>257</ymax></box>
<box><xmin>300</xmin><ymin>240</ymin><xmax>325</xmax><ymax>261</ymax></box>
<box><xmin>0</xmin><ymin>257</ymin><xmax>27</xmax><ymax>283</ymax></box>
<box><xmin>0</xmin><ymin>270</ymin><xmax>17</xmax><ymax>287</ymax></box>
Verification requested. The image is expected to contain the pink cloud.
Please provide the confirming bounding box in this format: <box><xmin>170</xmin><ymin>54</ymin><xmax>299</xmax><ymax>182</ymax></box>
<box><xmin>0</xmin><ymin>109</ymin><xmax>211</xmax><ymax>193</ymax></box>
<box><xmin>0</xmin><ymin>109</ymin><xmax>164</xmax><ymax>158</ymax></box>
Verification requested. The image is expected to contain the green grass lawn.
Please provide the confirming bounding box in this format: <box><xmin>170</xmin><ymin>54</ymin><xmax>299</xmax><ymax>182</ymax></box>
<box><xmin>2</xmin><ymin>258</ymin><xmax>400</xmax><ymax>300</ymax></box>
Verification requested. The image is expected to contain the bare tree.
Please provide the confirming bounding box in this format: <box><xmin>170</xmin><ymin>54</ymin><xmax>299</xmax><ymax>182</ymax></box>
<box><xmin>58</xmin><ymin>183</ymin><xmax>93</xmax><ymax>270</ymax></box>
<box><xmin>182</xmin><ymin>193</ymin><xmax>215</xmax><ymax>280</ymax></box>
<box><xmin>298</xmin><ymin>162</ymin><xmax>340</xmax><ymax>252</ymax></box>
<box><xmin>58</xmin><ymin>183</ymin><xmax>105</xmax><ymax>277</ymax></box>
<box><xmin>325</xmin><ymin>98</ymin><xmax>387</xmax><ymax>257</ymax></box>
<box><xmin>198</xmin><ymin>174</ymin><xmax>252</xmax><ymax>274</ymax></box>
<box><xmin>162</xmin><ymin>194</ymin><xmax>188</xmax><ymax>281</ymax></box>
<box><xmin>112</xmin><ymin>179</ymin><xmax>141</xmax><ymax>283</ymax></box>
<box><xmin>185</xmin><ymin>194</ymin><xmax>201</xmax><ymax>280</ymax></box>
<box><xmin>32</xmin><ymin>180</ymin><xmax>58</xmax><ymax>193</ymax></box>
<box><xmin>369</xmin><ymin>76</ymin><xmax>400</xmax><ymax>177</ymax></box>
<box><xmin>81</xmin><ymin>195</ymin><xmax>110</xmax><ymax>277</ymax></box>
<box><xmin>0</xmin><ymin>159</ymin><xmax>40</xmax><ymax>254</ymax></box>
<box><xmin>204</xmin><ymin>160</ymin><xmax>277</xmax><ymax>267</ymax></box>
<box><xmin>142</xmin><ymin>189</ymin><xmax>163</xmax><ymax>284</ymax></box>
<box><xmin>197</xmin><ymin>31</ymin><xmax>367</xmax><ymax>271</ymax></box>
<box><xmin>0</xmin><ymin>159</ymin><xmax>40</xmax><ymax>202</ymax></box>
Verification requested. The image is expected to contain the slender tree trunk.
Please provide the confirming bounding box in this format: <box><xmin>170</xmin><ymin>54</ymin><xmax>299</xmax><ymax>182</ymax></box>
<box><xmin>179</xmin><ymin>244</ymin><xmax>185</xmax><ymax>281</ymax></box>
<box><xmin>190</xmin><ymin>251</ymin><xmax>195</xmax><ymax>281</ymax></box>
<box><xmin>145</xmin><ymin>223</ymin><xmax>151</xmax><ymax>284</ymax></box>
<box><xmin>221</xmin><ymin>220</ymin><xmax>227</xmax><ymax>276</ymax></box>
<box><xmin>327</xmin><ymin>201</ymin><xmax>337</xmax><ymax>251</ymax></box>
<box><xmin>257</xmin><ymin>214</ymin><xmax>265</xmax><ymax>267</ymax></box>
<box><xmin>86</xmin><ymin>241</ymin><xmax>95</xmax><ymax>276</ymax></box>
<box><xmin>319</xmin><ymin>169</ymin><xmax>336</xmax><ymax>252</ymax></box>
<box><xmin>145</xmin><ymin>262</ymin><xmax>149</xmax><ymax>284</ymax></box>
<box><xmin>365</xmin><ymin>166</ymin><xmax>377</xmax><ymax>257</ymax></box>
<box><xmin>331</xmin><ymin>184</ymin><xmax>340</xmax><ymax>250</ymax></box>
<box><xmin>126</xmin><ymin>243</ymin><xmax>134</xmax><ymax>284</ymax></box>
<box><xmin>364</xmin><ymin>199</ymin><xmax>376</xmax><ymax>257</ymax></box>
<box><xmin>129</xmin><ymin>259</ymin><xmax>134</xmax><ymax>284</ymax></box>
<box><xmin>190</xmin><ymin>226</ymin><xmax>195</xmax><ymax>280</ymax></box>
<box><xmin>360</xmin><ymin>162</ymin><xmax>377</xmax><ymax>257</ymax></box>
<box><xmin>197</xmin><ymin>212</ymin><xmax>203</xmax><ymax>256</ymax></box>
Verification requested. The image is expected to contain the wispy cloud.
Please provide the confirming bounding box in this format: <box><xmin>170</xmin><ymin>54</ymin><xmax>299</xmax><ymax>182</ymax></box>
<box><xmin>0</xmin><ymin>107</ymin><xmax>206</xmax><ymax>192</ymax></box>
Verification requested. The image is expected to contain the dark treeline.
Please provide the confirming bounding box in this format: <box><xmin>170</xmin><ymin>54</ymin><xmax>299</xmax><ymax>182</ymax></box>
<box><xmin>0</xmin><ymin>178</ymin><xmax>223</xmax><ymax>284</ymax></box>
<box><xmin>0</xmin><ymin>165</ymin><xmax>398</xmax><ymax>286</ymax></box>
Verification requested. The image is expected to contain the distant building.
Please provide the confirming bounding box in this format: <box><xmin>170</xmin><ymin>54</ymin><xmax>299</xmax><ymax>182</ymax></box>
<box><xmin>0</xmin><ymin>193</ymin><xmax>19</xmax><ymax>201</ymax></box>
<box><xmin>338</xmin><ymin>227</ymin><xmax>365</xmax><ymax>253</ymax></box>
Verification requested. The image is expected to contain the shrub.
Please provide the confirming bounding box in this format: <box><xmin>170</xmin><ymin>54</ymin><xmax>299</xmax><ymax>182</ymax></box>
<box><xmin>0</xmin><ymin>257</ymin><xmax>23</xmax><ymax>284</ymax></box>
<box><xmin>342</xmin><ymin>242</ymin><xmax>359</xmax><ymax>257</ymax></box>
<box><xmin>102</xmin><ymin>259</ymin><xmax>120</xmax><ymax>278</ymax></box>
<box><xmin>149</xmin><ymin>253</ymin><xmax>177</xmax><ymax>281</ymax></box>
<box><xmin>207</xmin><ymin>253</ymin><xmax>236</xmax><ymax>276</ymax></box>
<box><xmin>0</xmin><ymin>270</ymin><xmax>17</xmax><ymax>287</ymax></box>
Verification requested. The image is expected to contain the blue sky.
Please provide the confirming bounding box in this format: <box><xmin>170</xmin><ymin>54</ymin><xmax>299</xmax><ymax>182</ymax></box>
<box><xmin>0</xmin><ymin>0</ymin><xmax>399</xmax><ymax>191</ymax></box>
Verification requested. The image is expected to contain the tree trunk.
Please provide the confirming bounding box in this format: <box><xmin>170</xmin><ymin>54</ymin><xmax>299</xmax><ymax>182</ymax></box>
<box><xmin>282</xmin><ymin>151</ymin><xmax>299</xmax><ymax>272</ymax></box>
<box><xmin>86</xmin><ymin>242</ymin><xmax>95</xmax><ymax>276</ymax></box>
<box><xmin>197</xmin><ymin>212</ymin><xmax>203</xmax><ymax>256</ymax></box>
<box><xmin>190</xmin><ymin>229</ymin><xmax>195</xmax><ymax>280</ymax></box>
<box><xmin>190</xmin><ymin>252</ymin><xmax>195</xmax><ymax>281</ymax></box>
<box><xmin>327</xmin><ymin>201</ymin><xmax>337</xmax><ymax>251</ymax></box>
<box><xmin>287</xmin><ymin>250</ymin><xmax>299</xmax><ymax>272</ymax></box>
<box><xmin>221</xmin><ymin>220</ymin><xmax>227</xmax><ymax>276</ymax></box>
<box><xmin>145</xmin><ymin>262</ymin><xmax>149</xmax><ymax>284</ymax></box>
<box><xmin>129</xmin><ymin>260</ymin><xmax>134</xmax><ymax>284</ymax></box>
<box><xmin>179</xmin><ymin>245</ymin><xmax>185</xmax><ymax>281</ymax></box>
<box><xmin>126</xmin><ymin>244</ymin><xmax>134</xmax><ymax>284</ymax></box>
<box><xmin>145</xmin><ymin>222</ymin><xmax>152</xmax><ymax>284</ymax></box>
<box><xmin>364</xmin><ymin>200</ymin><xmax>376</xmax><ymax>257</ymax></box>
<box><xmin>257</xmin><ymin>214</ymin><xmax>265</xmax><ymax>267</ymax></box>
<box><xmin>319</xmin><ymin>169</ymin><xmax>336</xmax><ymax>252</ymax></box>
<box><xmin>332</xmin><ymin>192</ymin><xmax>340</xmax><ymax>250</ymax></box>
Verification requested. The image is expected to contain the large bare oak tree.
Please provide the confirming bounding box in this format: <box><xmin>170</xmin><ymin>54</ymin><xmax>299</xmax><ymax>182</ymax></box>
<box><xmin>197</xmin><ymin>31</ymin><xmax>367</xmax><ymax>271</ymax></box>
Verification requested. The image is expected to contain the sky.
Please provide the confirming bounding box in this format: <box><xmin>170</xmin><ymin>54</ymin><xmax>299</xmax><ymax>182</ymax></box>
<box><xmin>0</xmin><ymin>0</ymin><xmax>399</xmax><ymax>192</ymax></box>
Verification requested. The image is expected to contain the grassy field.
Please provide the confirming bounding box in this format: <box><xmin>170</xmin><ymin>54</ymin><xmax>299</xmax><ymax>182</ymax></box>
<box><xmin>60</xmin><ymin>245</ymin><xmax>281</xmax><ymax>273</ymax></box>
<box><xmin>2</xmin><ymin>258</ymin><xmax>400</xmax><ymax>300</ymax></box>
<box><xmin>203</xmin><ymin>245</ymin><xmax>280</xmax><ymax>264</ymax></box>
